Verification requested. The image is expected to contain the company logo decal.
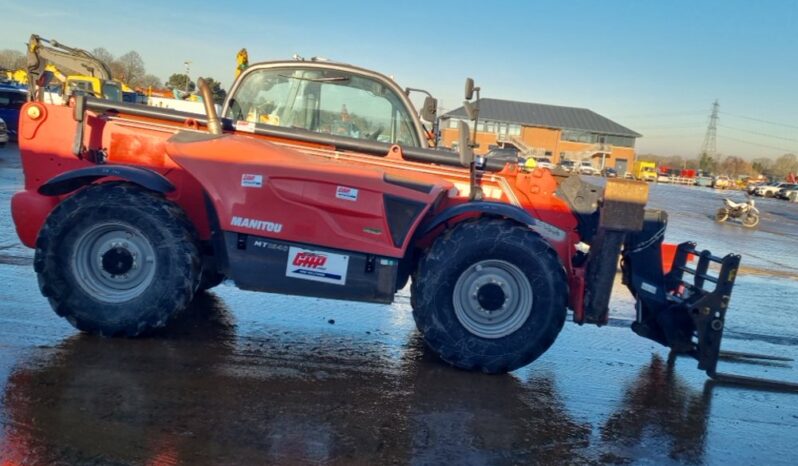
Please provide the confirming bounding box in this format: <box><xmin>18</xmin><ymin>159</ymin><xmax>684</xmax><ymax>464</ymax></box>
<box><xmin>336</xmin><ymin>186</ymin><xmax>359</xmax><ymax>201</ymax></box>
<box><xmin>241</xmin><ymin>174</ymin><xmax>263</xmax><ymax>188</ymax></box>
<box><xmin>231</xmin><ymin>216</ymin><xmax>283</xmax><ymax>233</ymax></box>
<box><xmin>286</xmin><ymin>247</ymin><xmax>348</xmax><ymax>285</ymax></box>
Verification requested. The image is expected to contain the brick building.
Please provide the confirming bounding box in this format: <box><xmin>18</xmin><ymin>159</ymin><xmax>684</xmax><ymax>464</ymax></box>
<box><xmin>440</xmin><ymin>98</ymin><xmax>641</xmax><ymax>174</ymax></box>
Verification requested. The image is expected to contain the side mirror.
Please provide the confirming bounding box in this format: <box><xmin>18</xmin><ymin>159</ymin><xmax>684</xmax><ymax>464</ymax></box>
<box><xmin>73</xmin><ymin>94</ymin><xmax>86</xmax><ymax>122</ymax></box>
<box><xmin>421</xmin><ymin>96</ymin><xmax>437</xmax><ymax>122</ymax></box>
<box><xmin>465</xmin><ymin>78</ymin><xmax>475</xmax><ymax>100</ymax></box>
<box><xmin>458</xmin><ymin>121</ymin><xmax>474</xmax><ymax>167</ymax></box>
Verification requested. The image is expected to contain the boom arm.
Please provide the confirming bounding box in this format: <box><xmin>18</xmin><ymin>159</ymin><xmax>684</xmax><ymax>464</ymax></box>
<box><xmin>26</xmin><ymin>34</ymin><xmax>113</xmax><ymax>97</ymax></box>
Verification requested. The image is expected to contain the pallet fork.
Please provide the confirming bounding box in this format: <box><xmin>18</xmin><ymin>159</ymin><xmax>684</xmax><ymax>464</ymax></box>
<box><xmin>624</xmin><ymin>214</ymin><xmax>798</xmax><ymax>392</ymax></box>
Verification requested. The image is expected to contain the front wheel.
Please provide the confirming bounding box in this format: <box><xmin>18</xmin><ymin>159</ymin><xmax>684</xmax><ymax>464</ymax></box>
<box><xmin>715</xmin><ymin>208</ymin><xmax>729</xmax><ymax>222</ymax></box>
<box><xmin>411</xmin><ymin>220</ymin><xmax>568</xmax><ymax>374</ymax></box>
<box><xmin>34</xmin><ymin>183</ymin><xmax>201</xmax><ymax>336</ymax></box>
<box><xmin>742</xmin><ymin>212</ymin><xmax>760</xmax><ymax>228</ymax></box>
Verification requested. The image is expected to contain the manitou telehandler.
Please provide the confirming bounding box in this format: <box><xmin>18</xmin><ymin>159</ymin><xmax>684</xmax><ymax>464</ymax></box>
<box><xmin>11</xmin><ymin>42</ymin><xmax>796</xmax><ymax>388</ymax></box>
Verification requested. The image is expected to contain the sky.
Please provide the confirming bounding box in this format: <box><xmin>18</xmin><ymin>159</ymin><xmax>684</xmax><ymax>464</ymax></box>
<box><xmin>1</xmin><ymin>0</ymin><xmax>796</xmax><ymax>159</ymax></box>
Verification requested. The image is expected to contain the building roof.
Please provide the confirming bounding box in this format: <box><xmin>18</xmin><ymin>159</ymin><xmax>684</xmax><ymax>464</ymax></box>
<box><xmin>443</xmin><ymin>98</ymin><xmax>641</xmax><ymax>138</ymax></box>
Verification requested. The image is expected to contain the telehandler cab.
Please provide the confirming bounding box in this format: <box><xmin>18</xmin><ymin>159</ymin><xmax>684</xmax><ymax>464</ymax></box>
<box><xmin>11</xmin><ymin>51</ymin><xmax>796</xmax><ymax>388</ymax></box>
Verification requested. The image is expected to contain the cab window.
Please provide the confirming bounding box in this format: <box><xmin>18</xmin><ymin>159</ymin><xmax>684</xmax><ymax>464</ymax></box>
<box><xmin>227</xmin><ymin>68</ymin><xmax>420</xmax><ymax>147</ymax></box>
<box><xmin>102</xmin><ymin>82</ymin><xmax>122</xmax><ymax>102</ymax></box>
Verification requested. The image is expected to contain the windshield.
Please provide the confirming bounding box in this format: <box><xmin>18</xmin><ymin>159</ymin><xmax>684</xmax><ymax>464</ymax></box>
<box><xmin>226</xmin><ymin>67</ymin><xmax>420</xmax><ymax>147</ymax></box>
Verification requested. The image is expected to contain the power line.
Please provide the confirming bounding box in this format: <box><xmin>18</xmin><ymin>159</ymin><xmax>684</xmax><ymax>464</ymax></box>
<box><xmin>612</xmin><ymin>110</ymin><xmax>706</xmax><ymax>118</ymax></box>
<box><xmin>642</xmin><ymin>134</ymin><xmax>705</xmax><ymax>139</ymax></box>
<box><xmin>633</xmin><ymin>123</ymin><xmax>704</xmax><ymax>130</ymax></box>
<box><xmin>718</xmin><ymin>124</ymin><xmax>798</xmax><ymax>143</ymax></box>
<box><xmin>721</xmin><ymin>135</ymin><xmax>797</xmax><ymax>153</ymax></box>
<box><xmin>720</xmin><ymin>111</ymin><xmax>798</xmax><ymax>130</ymax></box>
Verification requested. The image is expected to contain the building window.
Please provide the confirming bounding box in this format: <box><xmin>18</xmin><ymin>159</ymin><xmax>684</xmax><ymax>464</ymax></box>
<box><xmin>486</xmin><ymin>121</ymin><xmax>496</xmax><ymax>133</ymax></box>
<box><xmin>508</xmin><ymin>124</ymin><xmax>521</xmax><ymax>136</ymax></box>
<box><xmin>561</xmin><ymin>130</ymin><xmax>595</xmax><ymax>144</ymax></box>
<box><xmin>605</xmin><ymin>135</ymin><xmax>636</xmax><ymax>148</ymax></box>
<box><xmin>561</xmin><ymin>130</ymin><xmax>636</xmax><ymax>148</ymax></box>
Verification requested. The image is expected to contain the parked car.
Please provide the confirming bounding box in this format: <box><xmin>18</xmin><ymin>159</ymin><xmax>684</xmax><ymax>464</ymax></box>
<box><xmin>484</xmin><ymin>147</ymin><xmax>523</xmax><ymax>166</ymax></box>
<box><xmin>776</xmin><ymin>184</ymin><xmax>798</xmax><ymax>200</ymax></box>
<box><xmin>713</xmin><ymin>175</ymin><xmax>732</xmax><ymax>189</ymax></box>
<box><xmin>534</xmin><ymin>157</ymin><xmax>555</xmax><ymax>169</ymax></box>
<box><xmin>755</xmin><ymin>182</ymin><xmax>788</xmax><ymax>197</ymax></box>
<box><xmin>0</xmin><ymin>117</ymin><xmax>8</xmax><ymax>147</ymax></box>
<box><xmin>578</xmin><ymin>161</ymin><xmax>600</xmax><ymax>176</ymax></box>
<box><xmin>746</xmin><ymin>181</ymin><xmax>767</xmax><ymax>195</ymax></box>
<box><xmin>0</xmin><ymin>84</ymin><xmax>27</xmax><ymax>141</ymax></box>
<box><xmin>602</xmin><ymin>167</ymin><xmax>618</xmax><ymax>178</ymax></box>
<box><xmin>559</xmin><ymin>160</ymin><xmax>576</xmax><ymax>172</ymax></box>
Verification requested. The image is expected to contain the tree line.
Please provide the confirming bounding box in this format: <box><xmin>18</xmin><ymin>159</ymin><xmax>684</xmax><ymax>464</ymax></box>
<box><xmin>0</xmin><ymin>47</ymin><xmax>226</xmax><ymax>105</ymax></box>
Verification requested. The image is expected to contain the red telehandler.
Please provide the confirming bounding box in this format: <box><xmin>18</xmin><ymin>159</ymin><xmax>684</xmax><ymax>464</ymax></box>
<box><xmin>11</xmin><ymin>39</ymin><xmax>796</xmax><ymax>388</ymax></box>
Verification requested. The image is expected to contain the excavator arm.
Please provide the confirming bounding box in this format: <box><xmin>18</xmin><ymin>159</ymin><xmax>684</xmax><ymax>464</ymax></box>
<box><xmin>26</xmin><ymin>34</ymin><xmax>116</xmax><ymax>101</ymax></box>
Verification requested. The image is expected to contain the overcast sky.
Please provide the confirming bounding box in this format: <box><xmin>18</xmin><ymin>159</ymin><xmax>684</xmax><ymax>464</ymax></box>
<box><xmin>1</xmin><ymin>0</ymin><xmax>796</xmax><ymax>159</ymax></box>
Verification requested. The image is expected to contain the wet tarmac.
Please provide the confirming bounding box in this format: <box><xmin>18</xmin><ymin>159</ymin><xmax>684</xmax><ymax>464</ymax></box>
<box><xmin>1</xmin><ymin>143</ymin><xmax>797</xmax><ymax>464</ymax></box>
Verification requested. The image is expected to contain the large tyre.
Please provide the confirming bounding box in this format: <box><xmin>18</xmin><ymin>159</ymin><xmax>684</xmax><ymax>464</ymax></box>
<box><xmin>34</xmin><ymin>182</ymin><xmax>201</xmax><ymax>336</ymax></box>
<box><xmin>742</xmin><ymin>212</ymin><xmax>760</xmax><ymax>228</ymax></box>
<box><xmin>411</xmin><ymin>220</ymin><xmax>568</xmax><ymax>374</ymax></box>
<box><xmin>715</xmin><ymin>208</ymin><xmax>729</xmax><ymax>222</ymax></box>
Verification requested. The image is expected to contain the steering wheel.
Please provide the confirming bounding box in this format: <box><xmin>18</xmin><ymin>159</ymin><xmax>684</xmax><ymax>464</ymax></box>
<box><xmin>366</xmin><ymin>125</ymin><xmax>384</xmax><ymax>140</ymax></box>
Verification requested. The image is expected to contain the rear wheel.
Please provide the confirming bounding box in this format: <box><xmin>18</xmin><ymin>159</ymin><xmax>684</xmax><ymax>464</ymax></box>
<box><xmin>715</xmin><ymin>208</ymin><xmax>729</xmax><ymax>222</ymax></box>
<box><xmin>34</xmin><ymin>183</ymin><xmax>201</xmax><ymax>336</ymax></box>
<box><xmin>742</xmin><ymin>212</ymin><xmax>760</xmax><ymax>228</ymax></box>
<box><xmin>411</xmin><ymin>220</ymin><xmax>567</xmax><ymax>374</ymax></box>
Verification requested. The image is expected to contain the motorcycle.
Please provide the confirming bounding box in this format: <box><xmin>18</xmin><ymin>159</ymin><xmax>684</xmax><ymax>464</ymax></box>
<box><xmin>715</xmin><ymin>197</ymin><xmax>760</xmax><ymax>227</ymax></box>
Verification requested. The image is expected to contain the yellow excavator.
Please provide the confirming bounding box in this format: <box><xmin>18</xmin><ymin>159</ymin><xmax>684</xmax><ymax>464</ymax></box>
<box><xmin>26</xmin><ymin>34</ymin><xmax>122</xmax><ymax>102</ymax></box>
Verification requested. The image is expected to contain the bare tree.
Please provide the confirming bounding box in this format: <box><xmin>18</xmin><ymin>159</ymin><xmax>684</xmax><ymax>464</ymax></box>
<box><xmin>751</xmin><ymin>157</ymin><xmax>773</xmax><ymax>176</ymax></box>
<box><xmin>771</xmin><ymin>153</ymin><xmax>798</xmax><ymax>178</ymax></box>
<box><xmin>0</xmin><ymin>49</ymin><xmax>26</xmax><ymax>70</ymax></box>
<box><xmin>138</xmin><ymin>74</ymin><xmax>163</xmax><ymax>89</ymax></box>
<box><xmin>115</xmin><ymin>51</ymin><xmax>146</xmax><ymax>86</ymax></box>
<box><xmin>719</xmin><ymin>156</ymin><xmax>753</xmax><ymax>178</ymax></box>
<box><xmin>91</xmin><ymin>47</ymin><xmax>115</xmax><ymax>69</ymax></box>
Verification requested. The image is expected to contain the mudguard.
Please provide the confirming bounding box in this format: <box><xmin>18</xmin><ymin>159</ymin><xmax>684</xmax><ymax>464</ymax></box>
<box><xmin>37</xmin><ymin>165</ymin><xmax>175</xmax><ymax>196</ymax></box>
<box><xmin>416</xmin><ymin>201</ymin><xmax>567</xmax><ymax>244</ymax></box>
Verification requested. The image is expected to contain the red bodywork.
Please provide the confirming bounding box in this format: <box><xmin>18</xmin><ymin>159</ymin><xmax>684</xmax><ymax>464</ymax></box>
<box><xmin>12</xmin><ymin>101</ymin><xmax>588</xmax><ymax>315</ymax></box>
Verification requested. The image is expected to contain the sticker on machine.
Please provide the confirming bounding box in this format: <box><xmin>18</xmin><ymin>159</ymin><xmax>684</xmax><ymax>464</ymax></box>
<box><xmin>234</xmin><ymin>120</ymin><xmax>256</xmax><ymax>133</ymax></box>
<box><xmin>336</xmin><ymin>186</ymin><xmax>359</xmax><ymax>201</ymax></box>
<box><xmin>286</xmin><ymin>247</ymin><xmax>348</xmax><ymax>285</ymax></box>
<box><xmin>241</xmin><ymin>174</ymin><xmax>263</xmax><ymax>188</ymax></box>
